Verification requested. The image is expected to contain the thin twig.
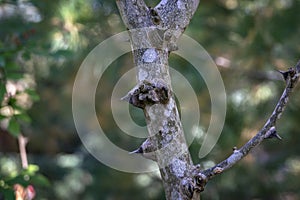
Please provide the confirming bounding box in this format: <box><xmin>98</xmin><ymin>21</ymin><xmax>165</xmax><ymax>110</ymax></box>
<box><xmin>18</xmin><ymin>134</ymin><xmax>29</xmax><ymax>169</ymax></box>
<box><xmin>193</xmin><ymin>60</ymin><xmax>300</xmax><ymax>190</ymax></box>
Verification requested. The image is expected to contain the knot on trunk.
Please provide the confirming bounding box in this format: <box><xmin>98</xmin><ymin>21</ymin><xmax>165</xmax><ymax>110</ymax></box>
<box><xmin>180</xmin><ymin>172</ymin><xmax>208</xmax><ymax>199</ymax></box>
<box><xmin>122</xmin><ymin>79</ymin><xmax>171</xmax><ymax>109</ymax></box>
<box><xmin>194</xmin><ymin>173</ymin><xmax>208</xmax><ymax>192</ymax></box>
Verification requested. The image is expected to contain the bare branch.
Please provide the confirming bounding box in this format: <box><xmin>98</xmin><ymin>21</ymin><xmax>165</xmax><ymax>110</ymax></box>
<box><xmin>117</xmin><ymin>0</ymin><xmax>200</xmax><ymax>52</ymax></box>
<box><xmin>153</xmin><ymin>0</ymin><xmax>200</xmax><ymax>52</ymax></box>
<box><xmin>192</xmin><ymin>61</ymin><xmax>300</xmax><ymax>191</ymax></box>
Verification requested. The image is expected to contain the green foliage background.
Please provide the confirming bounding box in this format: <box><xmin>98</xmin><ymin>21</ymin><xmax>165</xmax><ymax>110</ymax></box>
<box><xmin>0</xmin><ymin>0</ymin><xmax>300</xmax><ymax>199</ymax></box>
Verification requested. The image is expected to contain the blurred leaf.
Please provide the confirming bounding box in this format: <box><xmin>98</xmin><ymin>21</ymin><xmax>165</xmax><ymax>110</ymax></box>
<box><xmin>16</xmin><ymin>114</ymin><xmax>31</xmax><ymax>123</ymax></box>
<box><xmin>4</xmin><ymin>165</ymin><xmax>50</xmax><ymax>188</ymax></box>
<box><xmin>6</xmin><ymin>72</ymin><xmax>24</xmax><ymax>80</ymax></box>
<box><xmin>7</xmin><ymin>118</ymin><xmax>20</xmax><ymax>137</ymax></box>
<box><xmin>0</xmin><ymin>114</ymin><xmax>6</xmax><ymax>120</ymax></box>
<box><xmin>30</xmin><ymin>174</ymin><xmax>51</xmax><ymax>187</ymax></box>
<box><xmin>0</xmin><ymin>83</ymin><xmax>6</xmax><ymax>103</ymax></box>
<box><xmin>5</xmin><ymin>176</ymin><xmax>27</xmax><ymax>187</ymax></box>
<box><xmin>0</xmin><ymin>187</ymin><xmax>14</xmax><ymax>200</ymax></box>
<box><xmin>6</xmin><ymin>62</ymin><xmax>20</xmax><ymax>71</ymax></box>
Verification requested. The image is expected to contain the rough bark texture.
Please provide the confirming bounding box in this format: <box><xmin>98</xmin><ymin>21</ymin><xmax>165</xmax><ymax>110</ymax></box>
<box><xmin>116</xmin><ymin>0</ymin><xmax>200</xmax><ymax>199</ymax></box>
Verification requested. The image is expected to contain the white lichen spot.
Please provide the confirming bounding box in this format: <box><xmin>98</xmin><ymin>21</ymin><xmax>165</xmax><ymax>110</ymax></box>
<box><xmin>177</xmin><ymin>0</ymin><xmax>185</xmax><ymax>10</ymax></box>
<box><xmin>227</xmin><ymin>151</ymin><xmax>243</xmax><ymax>165</ymax></box>
<box><xmin>171</xmin><ymin>158</ymin><xmax>186</xmax><ymax>177</ymax></box>
<box><xmin>138</xmin><ymin>69</ymin><xmax>148</xmax><ymax>80</ymax></box>
<box><xmin>142</xmin><ymin>48</ymin><xmax>157</xmax><ymax>63</ymax></box>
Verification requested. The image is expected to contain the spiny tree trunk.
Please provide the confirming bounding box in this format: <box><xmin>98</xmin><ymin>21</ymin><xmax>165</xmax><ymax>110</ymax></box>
<box><xmin>116</xmin><ymin>0</ymin><xmax>200</xmax><ymax>199</ymax></box>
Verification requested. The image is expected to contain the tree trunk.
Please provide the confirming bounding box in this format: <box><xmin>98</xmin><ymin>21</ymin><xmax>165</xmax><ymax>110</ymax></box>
<box><xmin>116</xmin><ymin>0</ymin><xmax>200</xmax><ymax>199</ymax></box>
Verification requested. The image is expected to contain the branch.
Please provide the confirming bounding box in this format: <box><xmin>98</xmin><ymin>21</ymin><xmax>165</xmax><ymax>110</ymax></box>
<box><xmin>117</xmin><ymin>0</ymin><xmax>200</xmax><ymax>52</ymax></box>
<box><xmin>116</xmin><ymin>0</ymin><xmax>151</xmax><ymax>28</ymax></box>
<box><xmin>192</xmin><ymin>60</ymin><xmax>300</xmax><ymax>191</ymax></box>
<box><xmin>154</xmin><ymin>0</ymin><xmax>200</xmax><ymax>52</ymax></box>
<box><xmin>18</xmin><ymin>134</ymin><xmax>29</xmax><ymax>169</ymax></box>
<box><xmin>155</xmin><ymin>0</ymin><xmax>199</xmax><ymax>29</ymax></box>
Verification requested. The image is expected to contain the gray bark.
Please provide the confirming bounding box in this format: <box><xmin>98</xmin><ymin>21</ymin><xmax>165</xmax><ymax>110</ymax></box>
<box><xmin>116</xmin><ymin>0</ymin><xmax>200</xmax><ymax>199</ymax></box>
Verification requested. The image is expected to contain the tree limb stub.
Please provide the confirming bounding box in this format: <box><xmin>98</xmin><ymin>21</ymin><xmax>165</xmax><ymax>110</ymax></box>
<box><xmin>117</xmin><ymin>0</ymin><xmax>200</xmax><ymax>199</ymax></box>
<box><xmin>192</xmin><ymin>63</ymin><xmax>300</xmax><ymax>192</ymax></box>
<box><xmin>121</xmin><ymin>79</ymin><xmax>171</xmax><ymax>109</ymax></box>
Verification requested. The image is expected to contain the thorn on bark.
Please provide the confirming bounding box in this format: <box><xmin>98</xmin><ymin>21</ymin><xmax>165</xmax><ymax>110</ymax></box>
<box><xmin>277</xmin><ymin>67</ymin><xmax>299</xmax><ymax>83</ymax></box>
<box><xmin>121</xmin><ymin>80</ymin><xmax>171</xmax><ymax>109</ymax></box>
<box><xmin>265</xmin><ymin>126</ymin><xmax>282</xmax><ymax>140</ymax></box>
<box><xmin>129</xmin><ymin>138</ymin><xmax>157</xmax><ymax>161</ymax></box>
<box><xmin>277</xmin><ymin>70</ymin><xmax>290</xmax><ymax>81</ymax></box>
